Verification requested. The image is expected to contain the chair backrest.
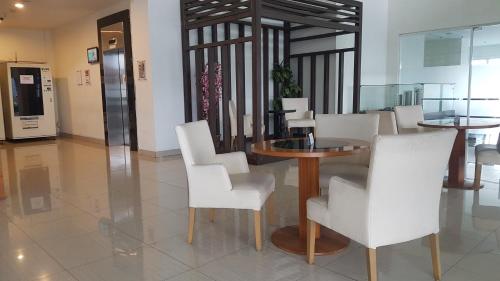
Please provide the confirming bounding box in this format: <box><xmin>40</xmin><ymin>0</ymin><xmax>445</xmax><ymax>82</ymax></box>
<box><xmin>394</xmin><ymin>105</ymin><xmax>424</xmax><ymax>132</ymax></box>
<box><xmin>367</xmin><ymin>111</ymin><xmax>398</xmax><ymax>135</ymax></box>
<box><xmin>229</xmin><ymin>100</ymin><xmax>237</xmax><ymax>137</ymax></box>
<box><xmin>315</xmin><ymin>114</ymin><xmax>379</xmax><ymax>143</ymax></box>
<box><xmin>282</xmin><ymin>98</ymin><xmax>309</xmax><ymax>120</ymax></box>
<box><xmin>176</xmin><ymin>120</ymin><xmax>216</xmax><ymax>168</ymax></box>
<box><xmin>366</xmin><ymin>129</ymin><xmax>457</xmax><ymax>247</ymax></box>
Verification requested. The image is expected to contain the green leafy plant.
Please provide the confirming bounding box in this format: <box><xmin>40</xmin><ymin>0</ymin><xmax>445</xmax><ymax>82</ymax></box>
<box><xmin>271</xmin><ymin>62</ymin><xmax>301</xmax><ymax>110</ymax></box>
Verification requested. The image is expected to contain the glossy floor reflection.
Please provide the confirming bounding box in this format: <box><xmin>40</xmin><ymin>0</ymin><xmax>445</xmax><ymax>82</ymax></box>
<box><xmin>0</xmin><ymin>138</ymin><xmax>499</xmax><ymax>281</ymax></box>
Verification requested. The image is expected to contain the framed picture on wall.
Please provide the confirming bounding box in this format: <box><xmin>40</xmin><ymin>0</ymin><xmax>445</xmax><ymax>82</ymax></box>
<box><xmin>87</xmin><ymin>47</ymin><xmax>99</xmax><ymax>64</ymax></box>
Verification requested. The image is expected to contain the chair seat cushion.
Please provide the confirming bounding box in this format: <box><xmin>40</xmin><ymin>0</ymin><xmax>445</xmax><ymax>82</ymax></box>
<box><xmin>228</xmin><ymin>172</ymin><xmax>275</xmax><ymax>210</ymax></box>
<box><xmin>476</xmin><ymin>144</ymin><xmax>500</xmax><ymax>165</ymax></box>
<box><xmin>287</xmin><ymin>119</ymin><xmax>315</xmax><ymax>128</ymax></box>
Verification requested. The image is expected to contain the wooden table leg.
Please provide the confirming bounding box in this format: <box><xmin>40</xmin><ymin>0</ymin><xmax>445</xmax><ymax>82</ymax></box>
<box><xmin>271</xmin><ymin>157</ymin><xmax>349</xmax><ymax>255</ymax></box>
<box><xmin>444</xmin><ymin>129</ymin><xmax>478</xmax><ymax>190</ymax></box>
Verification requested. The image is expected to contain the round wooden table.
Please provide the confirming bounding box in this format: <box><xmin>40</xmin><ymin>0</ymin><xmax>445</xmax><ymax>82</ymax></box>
<box><xmin>418</xmin><ymin>118</ymin><xmax>500</xmax><ymax>190</ymax></box>
<box><xmin>252</xmin><ymin>138</ymin><xmax>370</xmax><ymax>255</ymax></box>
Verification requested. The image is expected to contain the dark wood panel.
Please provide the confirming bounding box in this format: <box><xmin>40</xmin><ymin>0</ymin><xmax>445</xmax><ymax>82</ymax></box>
<box><xmin>194</xmin><ymin>48</ymin><xmax>204</xmax><ymax>120</ymax></box>
<box><xmin>297</xmin><ymin>56</ymin><xmax>303</xmax><ymax>96</ymax></box>
<box><xmin>353</xmin><ymin>5</ymin><xmax>362</xmax><ymax>113</ymax></box>
<box><xmin>338</xmin><ymin>52</ymin><xmax>344</xmax><ymax>114</ymax></box>
<box><xmin>291</xmin><ymin>31</ymin><xmax>351</xmax><ymax>42</ymax></box>
<box><xmin>323</xmin><ymin>54</ymin><xmax>330</xmax><ymax>114</ymax></box>
<box><xmin>207</xmin><ymin>47</ymin><xmax>218</xmax><ymax>146</ymax></box>
<box><xmin>235</xmin><ymin>43</ymin><xmax>245</xmax><ymax>150</ymax></box>
<box><xmin>283</xmin><ymin>22</ymin><xmax>291</xmax><ymax>66</ymax></box>
<box><xmin>291</xmin><ymin>47</ymin><xmax>355</xmax><ymax>58</ymax></box>
<box><xmin>310</xmin><ymin>55</ymin><xmax>316</xmax><ymax>114</ymax></box>
<box><xmin>180</xmin><ymin>6</ymin><xmax>192</xmax><ymax>123</ymax></box>
<box><xmin>273</xmin><ymin>28</ymin><xmax>280</xmax><ymax>101</ymax></box>
<box><xmin>263</xmin><ymin>27</ymin><xmax>270</xmax><ymax>139</ymax></box>
<box><xmin>222</xmin><ymin>23</ymin><xmax>232</xmax><ymax>152</ymax></box>
<box><xmin>252</xmin><ymin>0</ymin><xmax>263</xmax><ymax>143</ymax></box>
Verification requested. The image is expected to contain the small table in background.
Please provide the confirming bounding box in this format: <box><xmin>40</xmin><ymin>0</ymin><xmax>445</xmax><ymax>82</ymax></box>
<box><xmin>269</xmin><ymin>109</ymin><xmax>296</xmax><ymax>138</ymax></box>
<box><xmin>418</xmin><ymin>118</ymin><xmax>500</xmax><ymax>190</ymax></box>
<box><xmin>252</xmin><ymin>137</ymin><xmax>369</xmax><ymax>255</ymax></box>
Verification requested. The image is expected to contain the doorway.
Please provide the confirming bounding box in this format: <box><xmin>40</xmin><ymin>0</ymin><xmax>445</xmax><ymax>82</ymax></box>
<box><xmin>97</xmin><ymin>10</ymin><xmax>138</xmax><ymax>151</ymax></box>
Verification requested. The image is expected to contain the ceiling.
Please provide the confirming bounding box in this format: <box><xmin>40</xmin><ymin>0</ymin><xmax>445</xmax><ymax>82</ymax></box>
<box><xmin>0</xmin><ymin>0</ymin><xmax>126</xmax><ymax>29</ymax></box>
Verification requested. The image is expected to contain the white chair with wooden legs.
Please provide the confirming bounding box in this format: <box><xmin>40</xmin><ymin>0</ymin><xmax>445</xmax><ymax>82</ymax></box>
<box><xmin>282</xmin><ymin>98</ymin><xmax>315</xmax><ymax>135</ymax></box>
<box><xmin>307</xmin><ymin>130</ymin><xmax>457</xmax><ymax>281</ymax></box>
<box><xmin>474</xmin><ymin>132</ymin><xmax>500</xmax><ymax>188</ymax></box>
<box><xmin>394</xmin><ymin>105</ymin><xmax>426</xmax><ymax>134</ymax></box>
<box><xmin>315</xmin><ymin>113</ymin><xmax>379</xmax><ymax>189</ymax></box>
<box><xmin>176</xmin><ymin>120</ymin><xmax>275</xmax><ymax>251</ymax></box>
<box><xmin>229</xmin><ymin>100</ymin><xmax>264</xmax><ymax>149</ymax></box>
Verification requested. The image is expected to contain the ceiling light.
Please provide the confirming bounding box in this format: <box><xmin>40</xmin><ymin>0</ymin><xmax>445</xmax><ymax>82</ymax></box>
<box><xmin>17</xmin><ymin>254</ymin><xmax>24</xmax><ymax>261</ymax></box>
<box><xmin>14</xmin><ymin>2</ymin><xmax>25</xmax><ymax>9</ymax></box>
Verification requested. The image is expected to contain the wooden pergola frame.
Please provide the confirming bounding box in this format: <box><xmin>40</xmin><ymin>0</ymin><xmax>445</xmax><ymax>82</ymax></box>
<box><xmin>180</xmin><ymin>0</ymin><xmax>363</xmax><ymax>161</ymax></box>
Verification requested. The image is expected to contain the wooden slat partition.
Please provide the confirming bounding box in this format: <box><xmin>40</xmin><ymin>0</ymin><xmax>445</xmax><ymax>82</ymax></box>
<box><xmin>297</xmin><ymin>56</ymin><xmax>303</xmax><ymax>96</ymax></box>
<box><xmin>252</xmin><ymin>0</ymin><xmax>263</xmax><ymax>143</ymax></box>
<box><xmin>194</xmin><ymin>48</ymin><xmax>204</xmax><ymax>120</ymax></box>
<box><xmin>222</xmin><ymin>23</ymin><xmax>232</xmax><ymax>152</ymax></box>
<box><xmin>338</xmin><ymin>52</ymin><xmax>344</xmax><ymax>114</ymax></box>
<box><xmin>323</xmin><ymin>54</ymin><xmax>330</xmax><ymax>114</ymax></box>
<box><xmin>309</xmin><ymin>55</ymin><xmax>316</xmax><ymax>114</ymax></box>
<box><xmin>235</xmin><ymin>43</ymin><xmax>245</xmax><ymax>150</ymax></box>
<box><xmin>263</xmin><ymin>27</ymin><xmax>270</xmax><ymax>138</ymax></box>
<box><xmin>207</xmin><ymin>47</ymin><xmax>218</xmax><ymax>146</ymax></box>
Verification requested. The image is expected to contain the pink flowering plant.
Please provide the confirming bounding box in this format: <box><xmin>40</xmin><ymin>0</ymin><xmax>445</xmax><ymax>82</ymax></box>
<box><xmin>200</xmin><ymin>63</ymin><xmax>223</xmax><ymax>120</ymax></box>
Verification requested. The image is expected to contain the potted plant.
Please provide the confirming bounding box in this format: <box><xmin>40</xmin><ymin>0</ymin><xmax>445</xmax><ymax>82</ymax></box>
<box><xmin>272</xmin><ymin>62</ymin><xmax>301</xmax><ymax>111</ymax></box>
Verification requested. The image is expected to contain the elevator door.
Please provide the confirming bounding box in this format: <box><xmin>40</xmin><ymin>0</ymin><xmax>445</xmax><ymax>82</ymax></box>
<box><xmin>103</xmin><ymin>49</ymin><xmax>130</xmax><ymax>146</ymax></box>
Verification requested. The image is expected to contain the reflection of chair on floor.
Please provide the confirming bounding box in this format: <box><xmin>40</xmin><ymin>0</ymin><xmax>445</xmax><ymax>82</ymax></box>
<box><xmin>474</xmin><ymin>132</ymin><xmax>500</xmax><ymax>188</ymax></box>
<box><xmin>229</xmin><ymin>100</ymin><xmax>264</xmax><ymax>148</ymax></box>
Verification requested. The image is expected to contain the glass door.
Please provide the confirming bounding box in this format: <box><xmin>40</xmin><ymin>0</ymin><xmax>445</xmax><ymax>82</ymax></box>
<box><xmin>469</xmin><ymin>24</ymin><xmax>500</xmax><ymax>144</ymax></box>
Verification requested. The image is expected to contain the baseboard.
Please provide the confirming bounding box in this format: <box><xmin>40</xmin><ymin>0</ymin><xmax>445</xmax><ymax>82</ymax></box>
<box><xmin>138</xmin><ymin>148</ymin><xmax>181</xmax><ymax>158</ymax></box>
<box><xmin>60</xmin><ymin>133</ymin><xmax>105</xmax><ymax>145</ymax></box>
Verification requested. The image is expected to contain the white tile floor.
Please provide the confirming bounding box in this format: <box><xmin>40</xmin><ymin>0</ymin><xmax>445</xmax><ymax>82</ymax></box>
<box><xmin>0</xmin><ymin>138</ymin><xmax>499</xmax><ymax>281</ymax></box>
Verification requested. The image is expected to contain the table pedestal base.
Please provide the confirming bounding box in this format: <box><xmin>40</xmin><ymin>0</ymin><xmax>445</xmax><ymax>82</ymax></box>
<box><xmin>443</xmin><ymin>178</ymin><xmax>483</xmax><ymax>190</ymax></box>
<box><xmin>271</xmin><ymin>225</ymin><xmax>350</xmax><ymax>256</ymax></box>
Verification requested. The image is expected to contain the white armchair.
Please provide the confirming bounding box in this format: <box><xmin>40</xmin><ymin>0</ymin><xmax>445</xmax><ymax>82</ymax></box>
<box><xmin>315</xmin><ymin>114</ymin><xmax>379</xmax><ymax>188</ymax></box>
<box><xmin>306</xmin><ymin>130</ymin><xmax>457</xmax><ymax>281</ymax></box>
<box><xmin>367</xmin><ymin>110</ymin><xmax>398</xmax><ymax>135</ymax></box>
<box><xmin>176</xmin><ymin>120</ymin><xmax>275</xmax><ymax>251</ymax></box>
<box><xmin>282</xmin><ymin>98</ymin><xmax>315</xmax><ymax>134</ymax></box>
<box><xmin>394</xmin><ymin>105</ymin><xmax>426</xmax><ymax>134</ymax></box>
<box><xmin>229</xmin><ymin>100</ymin><xmax>264</xmax><ymax>147</ymax></box>
<box><xmin>474</xmin><ymin>132</ymin><xmax>500</xmax><ymax>188</ymax></box>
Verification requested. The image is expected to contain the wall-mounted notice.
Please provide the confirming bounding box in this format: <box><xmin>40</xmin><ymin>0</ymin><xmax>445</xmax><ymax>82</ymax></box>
<box><xmin>138</xmin><ymin>60</ymin><xmax>146</xmax><ymax>80</ymax></box>
<box><xmin>84</xmin><ymin>70</ymin><xmax>91</xmax><ymax>85</ymax></box>
<box><xmin>76</xmin><ymin>70</ymin><xmax>83</xmax><ymax>86</ymax></box>
<box><xmin>20</xmin><ymin>75</ymin><xmax>34</xmax><ymax>85</ymax></box>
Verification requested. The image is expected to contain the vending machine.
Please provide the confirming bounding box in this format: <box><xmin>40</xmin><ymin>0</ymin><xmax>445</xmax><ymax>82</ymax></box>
<box><xmin>0</xmin><ymin>63</ymin><xmax>56</xmax><ymax>140</ymax></box>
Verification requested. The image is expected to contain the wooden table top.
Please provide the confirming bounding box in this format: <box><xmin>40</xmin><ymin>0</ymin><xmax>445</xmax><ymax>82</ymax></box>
<box><xmin>418</xmin><ymin>118</ymin><xmax>500</xmax><ymax>130</ymax></box>
<box><xmin>252</xmin><ymin>137</ymin><xmax>370</xmax><ymax>158</ymax></box>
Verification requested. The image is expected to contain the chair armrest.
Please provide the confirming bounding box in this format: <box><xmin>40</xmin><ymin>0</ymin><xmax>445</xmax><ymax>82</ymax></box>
<box><xmin>305</xmin><ymin>110</ymin><xmax>314</xmax><ymax>119</ymax></box>
<box><xmin>214</xmin><ymin>152</ymin><xmax>250</xmax><ymax>174</ymax></box>
<box><xmin>327</xmin><ymin>176</ymin><xmax>368</xmax><ymax>241</ymax></box>
<box><xmin>190</xmin><ymin>164</ymin><xmax>232</xmax><ymax>191</ymax></box>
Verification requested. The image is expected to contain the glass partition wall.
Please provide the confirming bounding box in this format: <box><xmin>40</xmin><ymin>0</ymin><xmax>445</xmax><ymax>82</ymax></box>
<box><xmin>399</xmin><ymin>24</ymin><xmax>500</xmax><ymax>146</ymax></box>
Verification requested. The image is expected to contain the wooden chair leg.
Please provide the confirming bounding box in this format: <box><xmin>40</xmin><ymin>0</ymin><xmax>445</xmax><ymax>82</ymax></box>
<box><xmin>188</xmin><ymin>207</ymin><xmax>195</xmax><ymax>244</ymax></box>
<box><xmin>474</xmin><ymin>163</ymin><xmax>482</xmax><ymax>189</ymax></box>
<box><xmin>307</xmin><ymin>219</ymin><xmax>317</xmax><ymax>264</ymax></box>
<box><xmin>366</xmin><ymin>248</ymin><xmax>377</xmax><ymax>281</ymax></box>
<box><xmin>209</xmin><ymin>208</ymin><xmax>216</xmax><ymax>222</ymax></box>
<box><xmin>254</xmin><ymin>210</ymin><xmax>262</xmax><ymax>251</ymax></box>
<box><xmin>430</xmin><ymin>234</ymin><xmax>442</xmax><ymax>281</ymax></box>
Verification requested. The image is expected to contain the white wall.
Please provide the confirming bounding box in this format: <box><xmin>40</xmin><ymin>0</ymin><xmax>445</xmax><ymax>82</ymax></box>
<box><xmin>387</xmin><ymin>0</ymin><xmax>500</xmax><ymax>83</ymax></box>
<box><xmin>0</xmin><ymin>28</ymin><xmax>54</xmax><ymax>64</ymax></box>
<box><xmin>147</xmin><ymin>0</ymin><xmax>185</xmax><ymax>152</ymax></box>
<box><xmin>52</xmin><ymin>1</ymin><xmax>130</xmax><ymax>141</ymax></box>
